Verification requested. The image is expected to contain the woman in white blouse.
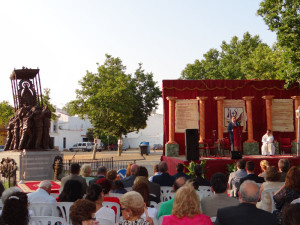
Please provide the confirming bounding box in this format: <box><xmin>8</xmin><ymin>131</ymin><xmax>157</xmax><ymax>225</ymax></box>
<box><xmin>261</xmin><ymin>129</ymin><xmax>275</xmax><ymax>156</ymax></box>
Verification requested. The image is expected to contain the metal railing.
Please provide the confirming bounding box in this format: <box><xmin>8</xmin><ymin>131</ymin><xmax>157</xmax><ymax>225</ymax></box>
<box><xmin>62</xmin><ymin>157</ymin><xmax>137</xmax><ymax>177</ymax></box>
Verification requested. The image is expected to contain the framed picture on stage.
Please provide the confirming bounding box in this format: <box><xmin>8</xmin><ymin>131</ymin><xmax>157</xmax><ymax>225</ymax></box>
<box><xmin>223</xmin><ymin>100</ymin><xmax>247</xmax><ymax>132</ymax></box>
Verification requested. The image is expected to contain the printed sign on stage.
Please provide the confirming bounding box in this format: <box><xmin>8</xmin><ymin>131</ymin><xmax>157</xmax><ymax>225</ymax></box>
<box><xmin>175</xmin><ymin>99</ymin><xmax>199</xmax><ymax>133</ymax></box>
<box><xmin>223</xmin><ymin>100</ymin><xmax>247</xmax><ymax>132</ymax></box>
<box><xmin>272</xmin><ymin>99</ymin><xmax>294</xmax><ymax>132</ymax></box>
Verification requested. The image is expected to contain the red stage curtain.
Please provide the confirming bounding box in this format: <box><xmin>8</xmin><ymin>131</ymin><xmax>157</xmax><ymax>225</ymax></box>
<box><xmin>163</xmin><ymin>80</ymin><xmax>300</xmax><ymax>155</ymax></box>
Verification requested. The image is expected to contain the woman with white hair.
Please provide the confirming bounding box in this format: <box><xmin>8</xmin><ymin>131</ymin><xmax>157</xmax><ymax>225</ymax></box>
<box><xmin>80</xmin><ymin>164</ymin><xmax>93</xmax><ymax>185</ymax></box>
<box><xmin>119</xmin><ymin>191</ymin><xmax>153</xmax><ymax>225</ymax></box>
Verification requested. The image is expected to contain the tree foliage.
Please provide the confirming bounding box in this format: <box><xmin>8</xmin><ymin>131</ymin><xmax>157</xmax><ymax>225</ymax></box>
<box><xmin>257</xmin><ymin>0</ymin><xmax>300</xmax><ymax>86</ymax></box>
<box><xmin>181</xmin><ymin>32</ymin><xmax>266</xmax><ymax>80</ymax></box>
<box><xmin>42</xmin><ymin>88</ymin><xmax>56</xmax><ymax>120</ymax></box>
<box><xmin>0</xmin><ymin>101</ymin><xmax>14</xmax><ymax>125</ymax></box>
<box><xmin>69</xmin><ymin>54</ymin><xmax>161</xmax><ymax>154</ymax></box>
<box><xmin>180</xmin><ymin>31</ymin><xmax>299</xmax><ymax>87</ymax></box>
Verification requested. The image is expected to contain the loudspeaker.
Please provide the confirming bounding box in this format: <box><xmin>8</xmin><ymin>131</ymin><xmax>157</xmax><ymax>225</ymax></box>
<box><xmin>185</xmin><ymin>129</ymin><xmax>199</xmax><ymax>161</ymax></box>
<box><xmin>231</xmin><ymin>151</ymin><xmax>242</xmax><ymax>159</ymax></box>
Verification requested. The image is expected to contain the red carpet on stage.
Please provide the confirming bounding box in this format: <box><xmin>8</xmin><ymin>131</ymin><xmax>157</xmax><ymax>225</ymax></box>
<box><xmin>18</xmin><ymin>181</ymin><xmax>61</xmax><ymax>193</ymax></box>
<box><xmin>162</xmin><ymin>155</ymin><xmax>300</xmax><ymax>179</ymax></box>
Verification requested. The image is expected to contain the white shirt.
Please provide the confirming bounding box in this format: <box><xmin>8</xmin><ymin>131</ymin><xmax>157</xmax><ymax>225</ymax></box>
<box><xmin>95</xmin><ymin>206</ymin><xmax>115</xmax><ymax>224</ymax></box>
<box><xmin>262</xmin><ymin>134</ymin><xmax>274</xmax><ymax>144</ymax></box>
<box><xmin>27</xmin><ymin>188</ymin><xmax>56</xmax><ymax>204</ymax></box>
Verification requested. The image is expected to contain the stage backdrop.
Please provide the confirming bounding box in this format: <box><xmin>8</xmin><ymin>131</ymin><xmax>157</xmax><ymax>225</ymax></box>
<box><xmin>162</xmin><ymin>80</ymin><xmax>300</xmax><ymax>155</ymax></box>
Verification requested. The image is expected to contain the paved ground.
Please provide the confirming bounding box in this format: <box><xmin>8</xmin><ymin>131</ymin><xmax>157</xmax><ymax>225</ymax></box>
<box><xmin>62</xmin><ymin>148</ymin><xmax>163</xmax><ymax>176</ymax></box>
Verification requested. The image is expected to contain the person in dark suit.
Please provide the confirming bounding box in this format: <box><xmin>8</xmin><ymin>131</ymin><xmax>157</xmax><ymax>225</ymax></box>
<box><xmin>239</xmin><ymin>161</ymin><xmax>265</xmax><ymax>186</ymax></box>
<box><xmin>135</xmin><ymin>166</ymin><xmax>161</xmax><ymax>203</ymax></box>
<box><xmin>194</xmin><ymin>164</ymin><xmax>210</xmax><ymax>188</ymax></box>
<box><xmin>121</xmin><ymin>164</ymin><xmax>138</xmax><ymax>188</ymax></box>
<box><xmin>152</xmin><ymin>161</ymin><xmax>175</xmax><ymax>187</ymax></box>
<box><xmin>89</xmin><ymin>166</ymin><xmax>107</xmax><ymax>186</ymax></box>
<box><xmin>59</xmin><ymin>163</ymin><xmax>87</xmax><ymax>195</ymax></box>
<box><xmin>215</xmin><ymin>180</ymin><xmax>277</xmax><ymax>225</ymax></box>
<box><xmin>227</xmin><ymin>116</ymin><xmax>240</xmax><ymax>151</ymax></box>
<box><xmin>173</xmin><ymin>163</ymin><xmax>191</xmax><ymax>180</ymax></box>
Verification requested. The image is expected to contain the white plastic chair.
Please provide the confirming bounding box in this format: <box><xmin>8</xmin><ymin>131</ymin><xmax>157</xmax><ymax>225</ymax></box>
<box><xmin>291</xmin><ymin>197</ymin><xmax>300</xmax><ymax>204</ymax></box>
<box><xmin>0</xmin><ymin>200</ymin><xmax>3</xmax><ymax>210</ymax></box>
<box><xmin>150</xmin><ymin>201</ymin><xmax>158</xmax><ymax>208</ymax></box>
<box><xmin>56</xmin><ymin>202</ymin><xmax>73</xmax><ymax>224</ymax></box>
<box><xmin>29</xmin><ymin>203</ymin><xmax>58</xmax><ymax>217</ymax></box>
<box><xmin>160</xmin><ymin>186</ymin><xmax>174</xmax><ymax>202</ymax></box>
<box><xmin>102</xmin><ymin>201</ymin><xmax>121</xmax><ymax>223</ymax></box>
<box><xmin>261</xmin><ymin>188</ymin><xmax>278</xmax><ymax>213</ymax></box>
<box><xmin>210</xmin><ymin>217</ymin><xmax>216</xmax><ymax>222</ymax></box>
<box><xmin>161</xmin><ymin>192</ymin><xmax>175</xmax><ymax>202</ymax></box>
<box><xmin>97</xmin><ymin>218</ymin><xmax>114</xmax><ymax>225</ymax></box>
<box><xmin>30</xmin><ymin>216</ymin><xmax>67</xmax><ymax>225</ymax></box>
<box><xmin>160</xmin><ymin>186</ymin><xmax>173</xmax><ymax>195</ymax></box>
<box><xmin>197</xmin><ymin>186</ymin><xmax>213</xmax><ymax>200</ymax></box>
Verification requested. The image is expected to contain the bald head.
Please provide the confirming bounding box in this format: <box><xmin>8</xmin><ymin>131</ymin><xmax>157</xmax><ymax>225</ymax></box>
<box><xmin>130</xmin><ymin>164</ymin><xmax>139</xmax><ymax>175</ymax></box>
<box><xmin>239</xmin><ymin>180</ymin><xmax>260</xmax><ymax>204</ymax></box>
<box><xmin>174</xmin><ymin>177</ymin><xmax>186</xmax><ymax>192</ymax></box>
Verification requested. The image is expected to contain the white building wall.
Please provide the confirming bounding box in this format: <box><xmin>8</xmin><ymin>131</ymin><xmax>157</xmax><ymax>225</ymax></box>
<box><xmin>122</xmin><ymin>114</ymin><xmax>163</xmax><ymax>149</ymax></box>
<box><xmin>49</xmin><ymin>109</ymin><xmax>92</xmax><ymax>151</ymax></box>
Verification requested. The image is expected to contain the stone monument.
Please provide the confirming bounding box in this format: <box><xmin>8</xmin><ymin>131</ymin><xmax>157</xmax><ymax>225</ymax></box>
<box><xmin>1</xmin><ymin>68</ymin><xmax>62</xmax><ymax>181</ymax></box>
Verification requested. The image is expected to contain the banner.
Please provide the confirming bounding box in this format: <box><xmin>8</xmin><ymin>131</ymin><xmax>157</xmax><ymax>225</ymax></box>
<box><xmin>175</xmin><ymin>99</ymin><xmax>199</xmax><ymax>133</ymax></box>
<box><xmin>271</xmin><ymin>99</ymin><xmax>293</xmax><ymax>132</ymax></box>
<box><xmin>223</xmin><ymin>100</ymin><xmax>246</xmax><ymax>132</ymax></box>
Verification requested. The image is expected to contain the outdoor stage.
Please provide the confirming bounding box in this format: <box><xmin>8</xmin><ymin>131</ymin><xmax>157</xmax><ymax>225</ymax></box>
<box><xmin>162</xmin><ymin>154</ymin><xmax>300</xmax><ymax>179</ymax></box>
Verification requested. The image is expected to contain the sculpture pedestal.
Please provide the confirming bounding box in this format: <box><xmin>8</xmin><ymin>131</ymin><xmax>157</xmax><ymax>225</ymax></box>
<box><xmin>0</xmin><ymin>150</ymin><xmax>62</xmax><ymax>181</ymax></box>
<box><xmin>243</xmin><ymin>142</ymin><xmax>259</xmax><ymax>155</ymax></box>
<box><xmin>165</xmin><ymin>144</ymin><xmax>179</xmax><ymax>157</ymax></box>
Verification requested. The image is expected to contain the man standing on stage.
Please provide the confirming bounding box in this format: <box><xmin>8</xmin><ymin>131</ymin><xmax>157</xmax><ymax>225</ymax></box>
<box><xmin>227</xmin><ymin>116</ymin><xmax>240</xmax><ymax>151</ymax></box>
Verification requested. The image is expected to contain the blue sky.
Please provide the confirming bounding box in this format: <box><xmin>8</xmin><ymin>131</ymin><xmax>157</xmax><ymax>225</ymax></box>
<box><xmin>0</xmin><ymin>0</ymin><xmax>277</xmax><ymax>113</ymax></box>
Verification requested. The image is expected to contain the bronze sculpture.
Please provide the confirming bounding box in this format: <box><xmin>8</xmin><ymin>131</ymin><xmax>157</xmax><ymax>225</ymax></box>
<box><xmin>4</xmin><ymin>67</ymin><xmax>53</xmax><ymax>151</ymax></box>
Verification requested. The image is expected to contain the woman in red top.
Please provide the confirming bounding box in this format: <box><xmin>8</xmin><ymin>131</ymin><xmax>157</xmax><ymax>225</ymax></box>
<box><xmin>96</xmin><ymin>178</ymin><xmax>120</xmax><ymax>215</ymax></box>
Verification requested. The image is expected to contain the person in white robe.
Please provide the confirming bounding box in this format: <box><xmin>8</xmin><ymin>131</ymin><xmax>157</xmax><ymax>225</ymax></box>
<box><xmin>261</xmin><ymin>129</ymin><xmax>275</xmax><ymax>156</ymax></box>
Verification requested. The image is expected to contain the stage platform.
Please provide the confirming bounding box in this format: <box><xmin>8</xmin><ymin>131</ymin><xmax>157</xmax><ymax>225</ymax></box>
<box><xmin>162</xmin><ymin>155</ymin><xmax>300</xmax><ymax>179</ymax></box>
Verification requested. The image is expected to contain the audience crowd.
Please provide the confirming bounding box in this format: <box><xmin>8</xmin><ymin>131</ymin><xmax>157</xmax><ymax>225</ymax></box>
<box><xmin>0</xmin><ymin>158</ymin><xmax>299</xmax><ymax>225</ymax></box>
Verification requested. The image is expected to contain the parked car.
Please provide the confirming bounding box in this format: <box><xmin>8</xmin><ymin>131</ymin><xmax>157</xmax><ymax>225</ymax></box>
<box><xmin>107</xmin><ymin>144</ymin><xmax>117</xmax><ymax>151</ymax></box>
<box><xmin>69</xmin><ymin>142</ymin><xmax>94</xmax><ymax>152</ymax></box>
<box><xmin>152</xmin><ymin>144</ymin><xmax>163</xmax><ymax>150</ymax></box>
<box><xmin>96</xmin><ymin>142</ymin><xmax>105</xmax><ymax>152</ymax></box>
<box><xmin>0</xmin><ymin>145</ymin><xmax>4</xmax><ymax>152</ymax></box>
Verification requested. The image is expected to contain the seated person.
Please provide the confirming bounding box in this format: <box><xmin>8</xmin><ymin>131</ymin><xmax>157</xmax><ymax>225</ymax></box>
<box><xmin>228</xmin><ymin>159</ymin><xmax>247</xmax><ymax>197</ymax></box>
<box><xmin>239</xmin><ymin>161</ymin><xmax>265</xmax><ymax>186</ymax></box>
<box><xmin>261</xmin><ymin>129</ymin><xmax>275</xmax><ymax>156</ymax></box>
<box><xmin>201</xmin><ymin>172</ymin><xmax>239</xmax><ymax>217</ymax></box>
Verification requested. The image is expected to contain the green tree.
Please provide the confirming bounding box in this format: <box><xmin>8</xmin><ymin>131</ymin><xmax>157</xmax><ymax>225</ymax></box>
<box><xmin>180</xmin><ymin>32</ymin><xmax>264</xmax><ymax>80</ymax></box>
<box><xmin>241</xmin><ymin>43</ymin><xmax>278</xmax><ymax>79</ymax></box>
<box><xmin>257</xmin><ymin>0</ymin><xmax>300</xmax><ymax>86</ymax></box>
<box><xmin>42</xmin><ymin>88</ymin><xmax>56</xmax><ymax>120</ymax></box>
<box><xmin>70</xmin><ymin>54</ymin><xmax>161</xmax><ymax>156</ymax></box>
<box><xmin>0</xmin><ymin>101</ymin><xmax>14</xmax><ymax>125</ymax></box>
<box><xmin>62</xmin><ymin>102</ymin><xmax>76</xmax><ymax>116</ymax></box>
